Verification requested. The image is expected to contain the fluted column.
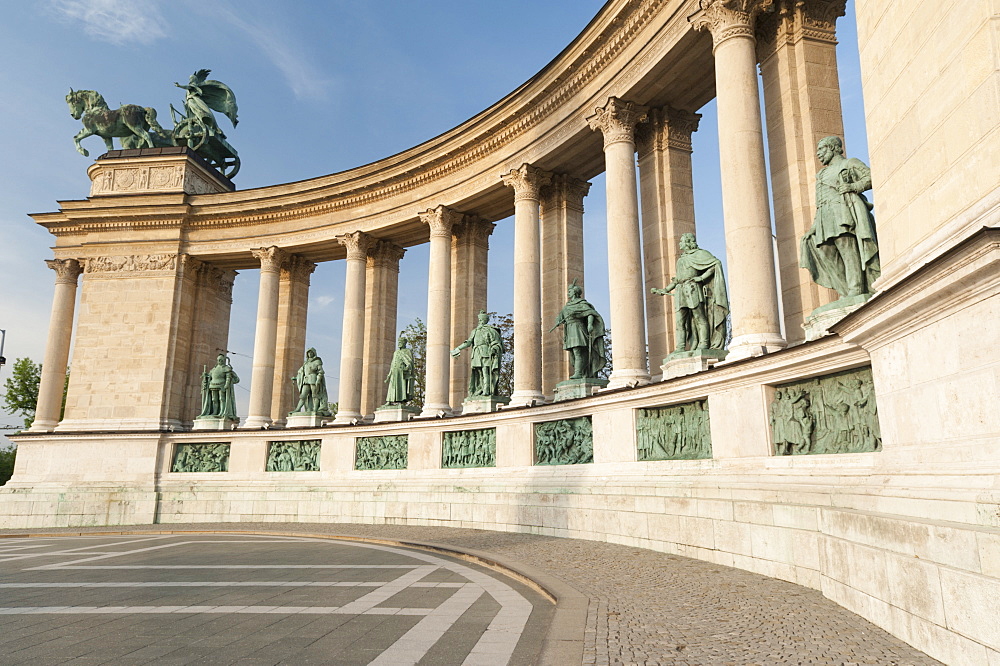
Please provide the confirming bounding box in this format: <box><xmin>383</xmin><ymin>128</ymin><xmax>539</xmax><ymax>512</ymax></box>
<box><xmin>757</xmin><ymin>0</ymin><xmax>846</xmax><ymax>342</ymax></box>
<box><xmin>245</xmin><ymin>246</ymin><xmax>288</xmax><ymax>428</ymax></box>
<box><xmin>450</xmin><ymin>216</ymin><xmax>494</xmax><ymax>409</ymax></box>
<box><xmin>540</xmin><ymin>174</ymin><xmax>590</xmax><ymax>397</ymax></box>
<box><xmin>587</xmin><ymin>97</ymin><xmax>651</xmax><ymax>388</ymax></box>
<box><xmin>271</xmin><ymin>255</ymin><xmax>315</xmax><ymax>426</ymax></box>
<box><xmin>361</xmin><ymin>240</ymin><xmax>406</xmax><ymax>418</ymax></box>
<box><xmin>692</xmin><ymin>0</ymin><xmax>786</xmax><ymax>359</ymax></box>
<box><xmin>420</xmin><ymin>206</ymin><xmax>461</xmax><ymax>416</ymax></box>
<box><xmin>502</xmin><ymin>164</ymin><xmax>552</xmax><ymax>406</ymax></box>
<box><xmin>333</xmin><ymin>231</ymin><xmax>375</xmax><ymax>424</ymax></box>
<box><xmin>637</xmin><ymin>106</ymin><xmax>701</xmax><ymax>377</ymax></box>
<box><xmin>30</xmin><ymin>259</ymin><xmax>82</xmax><ymax>432</ymax></box>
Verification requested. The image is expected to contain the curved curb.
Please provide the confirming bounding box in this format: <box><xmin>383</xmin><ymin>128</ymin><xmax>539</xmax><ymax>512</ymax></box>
<box><xmin>0</xmin><ymin>528</ymin><xmax>587</xmax><ymax>665</ymax></box>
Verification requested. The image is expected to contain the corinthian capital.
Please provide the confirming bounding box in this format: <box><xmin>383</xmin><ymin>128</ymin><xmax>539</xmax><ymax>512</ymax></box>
<box><xmin>45</xmin><ymin>258</ymin><xmax>82</xmax><ymax>285</ymax></box>
<box><xmin>501</xmin><ymin>164</ymin><xmax>553</xmax><ymax>202</ymax></box>
<box><xmin>636</xmin><ymin>106</ymin><xmax>703</xmax><ymax>155</ymax></box>
<box><xmin>586</xmin><ymin>97</ymin><xmax>649</xmax><ymax>149</ymax></box>
<box><xmin>419</xmin><ymin>205</ymin><xmax>463</xmax><ymax>239</ymax></box>
<box><xmin>541</xmin><ymin>174</ymin><xmax>592</xmax><ymax>212</ymax></box>
<box><xmin>336</xmin><ymin>231</ymin><xmax>376</xmax><ymax>261</ymax></box>
<box><xmin>251</xmin><ymin>246</ymin><xmax>288</xmax><ymax>273</ymax></box>
<box><xmin>366</xmin><ymin>240</ymin><xmax>406</xmax><ymax>270</ymax></box>
<box><xmin>689</xmin><ymin>0</ymin><xmax>776</xmax><ymax>51</ymax></box>
<box><xmin>452</xmin><ymin>214</ymin><xmax>496</xmax><ymax>248</ymax></box>
<box><xmin>281</xmin><ymin>255</ymin><xmax>317</xmax><ymax>285</ymax></box>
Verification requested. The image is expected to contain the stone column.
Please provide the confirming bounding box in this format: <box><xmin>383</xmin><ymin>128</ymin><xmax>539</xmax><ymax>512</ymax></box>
<box><xmin>450</xmin><ymin>215</ymin><xmax>494</xmax><ymax>409</ymax></box>
<box><xmin>361</xmin><ymin>240</ymin><xmax>406</xmax><ymax>418</ymax></box>
<box><xmin>692</xmin><ymin>0</ymin><xmax>786</xmax><ymax>360</ymax></box>
<box><xmin>637</xmin><ymin>106</ymin><xmax>701</xmax><ymax>377</ymax></box>
<box><xmin>757</xmin><ymin>0</ymin><xmax>846</xmax><ymax>342</ymax></box>
<box><xmin>587</xmin><ymin>97</ymin><xmax>651</xmax><ymax>388</ymax></box>
<box><xmin>271</xmin><ymin>255</ymin><xmax>315</xmax><ymax>426</ymax></box>
<box><xmin>502</xmin><ymin>164</ymin><xmax>552</xmax><ymax>406</ymax></box>
<box><xmin>245</xmin><ymin>246</ymin><xmax>288</xmax><ymax>428</ymax></box>
<box><xmin>540</xmin><ymin>174</ymin><xmax>590</xmax><ymax>397</ymax></box>
<box><xmin>333</xmin><ymin>231</ymin><xmax>375</xmax><ymax>424</ymax></box>
<box><xmin>29</xmin><ymin>259</ymin><xmax>82</xmax><ymax>433</ymax></box>
<box><xmin>420</xmin><ymin>206</ymin><xmax>461</xmax><ymax>417</ymax></box>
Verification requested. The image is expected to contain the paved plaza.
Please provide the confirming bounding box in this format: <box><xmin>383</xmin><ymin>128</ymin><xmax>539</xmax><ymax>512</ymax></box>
<box><xmin>0</xmin><ymin>524</ymin><xmax>939</xmax><ymax>665</ymax></box>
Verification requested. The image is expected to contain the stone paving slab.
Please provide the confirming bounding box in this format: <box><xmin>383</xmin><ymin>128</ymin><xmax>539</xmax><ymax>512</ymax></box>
<box><xmin>0</xmin><ymin>523</ymin><xmax>941</xmax><ymax>665</ymax></box>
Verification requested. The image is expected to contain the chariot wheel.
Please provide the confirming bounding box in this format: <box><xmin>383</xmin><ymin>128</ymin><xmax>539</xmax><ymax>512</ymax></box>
<box><xmin>172</xmin><ymin>117</ymin><xmax>209</xmax><ymax>152</ymax></box>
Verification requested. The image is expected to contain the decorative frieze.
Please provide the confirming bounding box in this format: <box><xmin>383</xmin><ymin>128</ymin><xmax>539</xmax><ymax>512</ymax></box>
<box><xmin>88</xmin><ymin>154</ymin><xmax>232</xmax><ymax>197</ymax></box>
<box><xmin>355</xmin><ymin>435</ymin><xmax>408</xmax><ymax>470</ymax></box>
<box><xmin>501</xmin><ymin>164</ymin><xmax>553</xmax><ymax>202</ymax></box>
<box><xmin>769</xmin><ymin>366</ymin><xmax>881</xmax><ymax>455</ymax></box>
<box><xmin>171</xmin><ymin>443</ymin><xmax>230</xmax><ymax>472</ymax></box>
<box><xmin>637</xmin><ymin>400</ymin><xmax>712</xmax><ymax>460</ymax></box>
<box><xmin>83</xmin><ymin>254</ymin><xmax>177</xmax><ymax>274</ymax></box>
<box><xmin>535</xmin><ymin>416</ymin><xmax>594</xmax><ymax>465</ymax></box>
<box><xmin>44</xmin><ymin>258</ymin><xmax>83</xmax><ymax>284</ymax></box>
<box><xmin>442</xmin><ymin>428</ymin><xmax>496</xmax><ymax>468</ymax></box>
<box><xmin>586</xmin><ymin>97</ymin><xmax>648</xmax><ymax>148</ymax></box>
<box><xmin>266</xmin><ymin>440</ymin><xmax>321</xmax><ymax>471</ymax></box>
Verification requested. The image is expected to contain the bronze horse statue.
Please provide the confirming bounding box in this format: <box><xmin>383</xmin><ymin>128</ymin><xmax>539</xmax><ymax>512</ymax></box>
<box><xmin>66</xmin><ymin>88</ymin><xmax>167</xmax><ymax>157</ymax></box>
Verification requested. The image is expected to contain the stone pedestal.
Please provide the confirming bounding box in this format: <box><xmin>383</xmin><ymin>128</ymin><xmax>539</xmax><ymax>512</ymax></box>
<box><xmin>553</xmin><ymin>378</ymin><xmax>609</xmax><ymax>402</ymax></box>
<box><xmin>803</xmin><ymin>294</ymin><xmax>871</xmax><ymax>341</ymax></box>
<box><xmin>285</xmin><ymin>414</ymin><xmax>329</xmax><ymax>428</ymax></box>
<box><xmin>88</xmin><ymin>147</ymin><xmax>234</xmax><ymax>196</ymax></box>
<box><xmin>662</xmin><ymin>349</ymin><xmax>728</xmax><ymax>379</ymax></box>
<box><xmin>192</xmin><ymin>417</ymin><xmax>239</xmax><ymax>431</ymax></box>
<box><xmin>374</xmin><ymin>405</ymin><xmax>420</xmax><ymax>423</ymax></box>
<box><xmin>461</xmin><ymin>396</ymin><xmax>510</xmax><ymax>415</ymax></box>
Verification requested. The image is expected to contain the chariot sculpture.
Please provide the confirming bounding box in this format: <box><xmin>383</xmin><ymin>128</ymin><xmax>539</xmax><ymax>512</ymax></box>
<box><xmin>66</xmin><ymin>69</ymin><xmax>241</xmax><ymax>179</ymax></box>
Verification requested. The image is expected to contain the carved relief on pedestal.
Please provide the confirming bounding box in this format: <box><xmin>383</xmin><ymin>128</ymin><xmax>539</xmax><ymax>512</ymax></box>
<box><xmin>83</xmin><ymin>254</ymin><xmax>178</xmax><ymax>276</ymax></box>
<box><xmin>88</xmin><ymin>157</ymin><xmax>231</xmax><ymax>197</ymax></box>
<box><xmin>586</xmin><ymin>97</ymin><xmax>649</xmax><ymax>148</ymax></box>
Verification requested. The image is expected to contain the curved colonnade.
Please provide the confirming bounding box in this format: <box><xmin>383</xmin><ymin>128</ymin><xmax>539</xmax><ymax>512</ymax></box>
<box><xmin>6</xmin><ymin>0</ymin><xmax>1000</xmax><ymax>663</ymax></box>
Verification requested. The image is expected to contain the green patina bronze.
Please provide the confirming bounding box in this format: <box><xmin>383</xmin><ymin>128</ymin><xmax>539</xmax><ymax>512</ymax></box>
<box><xmin>442</xmin><ymin>428</ymin><xmax>496</xmax><ymax>468</ymax></box>
<box><xmin>451</xmin><ymin>311</ymin><xmax>506</xmax><ymax>399</ymax></box>
<box><xmin>770</xmin><ymin>366</ymin><xmax>881</xmax><ymax>455</ymax></box>
<box><xmin>290</xmin><ymin>349</ymin><xmax>331</xmax><ymax>416</ymax></box>
<box><xmin>384</xmin><ymin>336</ymin><xmax>416</xmax><ymax>405</ymax></box>
<box><xmin>651</xmin><ymin>233</ymin><xmax>729</xmax><ymax>356</ymax></box>
<box><xmin>637</xmin><ymin>400</ymin><xmax>712</xmax><ymax>461</ymax></box>
<box><xmin>266</xmin><ymin>440</ymin><xmax>321</xmax><ymax>472</ymax></box>
<box><xmin>550</xmin><ymin>280</ymin><xmax>607</xmax><ymax>381</ymax></box>
<box><xmin>535</xmin><ymin>416</ymin><xmax>593</xmax><ymax>465</ymax></box>
<box><xmin>800</xmin><ymin>136</ymin><xmax>880</xmax><ymax>303</ymax></box>
<box><xmin>355</xmin><ymin>435</ymin><xmax>408</xmax><ymax>470</ymax></box>
<box><xmin>66</xmin><ymin>69</ymin><xmax>241</xmax><ymax>178</ymax></box>
<box><xmin>196</xmin><ymin>354</ymin><xmax>240</xmax><ymax>421</ymax></box>
<box><xmin>172</xmin><ymin>442</ymin><xmax>230</xmax><ymax>472</ymax></box>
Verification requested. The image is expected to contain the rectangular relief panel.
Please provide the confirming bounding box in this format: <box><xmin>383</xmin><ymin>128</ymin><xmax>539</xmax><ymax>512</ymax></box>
<box><xmin>442</xmin><ymin>428</ymin><xmax>496</xmax><ymax>468</ymax></box>
<box><xmin>770</xmin><ymin>366</ymin><xmax>881</xmax><ymax>455</ymax></box>
<box><xmin>355</xmin><ymin>435</ymin><xmax>408</xmax><ymax>470</ymax></box>
<box><xmin>534</xmin><ymin>416</ymin><xmax>593</xmax><ymax>465</ymax></box>
<box><xmin>266</xmin><ymin>440</ymin><xmax>322</xmax><ymax>471</ymax></box>
<box><xmin>171</xmin><ymin>442</ymin><xmax>230</xmax><ymax>472</ymax></box>
<box><xmin>636</xmin><ymin>399</ymin><xmax>712</xmax><ymax>461</ymax></box>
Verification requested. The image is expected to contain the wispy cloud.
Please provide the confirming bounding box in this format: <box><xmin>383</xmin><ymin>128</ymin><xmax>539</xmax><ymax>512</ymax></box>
<box><xmin>50</xmin><ymin>0</ymin><xmax>167</xmax><ymax>45</ymax></box>
<box><xmin>313</xmin><ymin>295</ymin><xmax>335</xmax><ymax>308</ymax></box>
<box><xmin>204</xmin><ymin>3</ymin><xmax>332</xmax><ymax>101</ymax></box>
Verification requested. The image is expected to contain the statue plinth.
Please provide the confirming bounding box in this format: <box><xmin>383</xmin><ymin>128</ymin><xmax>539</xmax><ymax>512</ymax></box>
<box><xmin>662</xmin><ymin>349</ymin><xmax>728</xmax><ymax>379</ymax></box>
<box><xmin>553</xmin><ymin>378</ymin><xmax>608</xmax><ymax>402</ymax></box>
<box><xmin>192</xmin><ymin>416</ymin><xmax>239</xmax><ymax>431</ymax></box>
<box><xmin>803</xmin><ymin>294</ymin><xmax>872</xmax><ymax>341</ymax></box>
<box><xmin>374</xmin><ymin>405</ymin><xmax>420</xmax><ymax>423</ymax></box>
<box><xmin>461</xmin><ymin>396</ymin><xmax>510</xmax><ymax>415</ymax></box>
<box><xmin>285</xmin><ymin>413</ymin><xmax>330</xmax><ymax>428</ymax></box>
<box><xmin>88</xmin><ymin>147</ymin><xmax>235</xmax><ymax>197</ymax></box>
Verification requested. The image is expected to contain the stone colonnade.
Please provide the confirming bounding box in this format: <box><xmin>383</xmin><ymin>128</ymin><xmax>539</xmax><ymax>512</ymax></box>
<box><xmin>29</xmin><ymin>0</ymin><xmax>852</xmax><ymax>431</ymax></box>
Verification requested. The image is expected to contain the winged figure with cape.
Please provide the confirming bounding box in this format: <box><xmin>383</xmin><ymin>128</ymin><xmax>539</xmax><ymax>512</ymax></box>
<box><xmin>174</xmin><ymin>69</ymin><xmax>239</xmax><ymax>138</ymax></box>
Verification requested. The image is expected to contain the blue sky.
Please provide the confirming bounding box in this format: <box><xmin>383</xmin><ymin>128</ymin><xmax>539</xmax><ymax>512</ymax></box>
<box><xmin>0</xmin><ymin>0</ymin><xmax>869</xmax><ymax>428</ymax></box>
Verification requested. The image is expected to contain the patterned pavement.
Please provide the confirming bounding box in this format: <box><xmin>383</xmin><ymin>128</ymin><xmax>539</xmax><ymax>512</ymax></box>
<box><xmin>0</xmin><ymin>523</ymin><xmax>941</xmax><ymax>665</ymax></box>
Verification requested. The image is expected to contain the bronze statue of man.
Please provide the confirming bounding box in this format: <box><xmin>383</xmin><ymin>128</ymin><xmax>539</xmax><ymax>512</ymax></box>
<box><xmin>550</xmin><ymin>281</ymin><xmax>606</xmax><ymax>380</ymax></box>
<box><xmin>451</xmin><ymin>311</ymin><xmax>505</xmax><ymax>397</ymax></box>
<box><xmin>291</xmin><ymin>348</ymin><xmax>331</xmax><ymax>415</ymax></box>
<box><xmin>198</xmin><ymin>353</ymin><xmax>239</xmax><ymax>420</ymax></box>
<box><xmin>651</xmin><ymin>233</ymin><xmax>729</xmax><ymax>353</ymax></box>
<box><xmin>800</xmin><ymin>135</ymin><xmax>880</xmax><ymax>300</ymax></box>
<box><xmin>384</xmin><ymin>336</ymin><xmax>416</xmax><ymax>404</ymax></box>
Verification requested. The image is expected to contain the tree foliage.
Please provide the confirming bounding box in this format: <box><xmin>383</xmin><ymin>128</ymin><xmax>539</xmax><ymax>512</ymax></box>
<box><xmin>3</xmin><ymin>357</ymin><xmax>40</xmax><ymax>429</ymax></box>
<box><xmin>399</xmin><ymin>318</ymin><xmax>428</xmax><ymax>408</ymax></box>
<box><xmin>486</xmin><ymin>312</ymin><xmax>515</xmax><ymax>396</ymax></box>
<box><xmin>0</xmin><ymin>446</ymin><xmax>15</xmax><ymax>486</ymax></box>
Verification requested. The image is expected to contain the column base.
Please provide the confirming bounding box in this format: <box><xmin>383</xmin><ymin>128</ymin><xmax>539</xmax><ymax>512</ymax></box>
<box><xmin>332</xmin><ymin>410</ymin><xmax>364</xmax><ymax>425</ymax></box>
<box><xmin>661</xmin><ymin>349</ymin><xmax>728</xmax><ymax>379</ymax></box>
<box><xmin>553</xmin><ymin>378</ymin><xmax>608</xmax><ymax>402</ymax></box>
<box><xmin>461</xmin><ymin>396</ymin><xmax>510</xmax><ymax>414</ymax></box>
<box><xmin>374</xmin><ymin>405</ymin><xmax>420</xmax><ymax>423</ymax></box>
<box><xmin>286</xmin><ymin>414</ymin><xmax>331</xmax><ymax>428</ymax></box>
<box><xmin>419</xmin><ymin>403</ymin><xmax>452</xmax><ymax>418</ymax></box>
<box><xmin>724</xmin><ymin>333</ymin><xmax>786</xmax><ymax>362</ymax></box>
<box><xmin>242</xmin><ymin>416</ymin><xmax>273</xmax><ymax>430</ymax></box>
<box><xmin>27</xmin><ymin>420</ymin><xmax>57</xmax><ymax>433</ymax></box>
<box><xmin>193</xmin><ymin>417</ymin><xmax>240</xmax><ymax>431</ymax></box>
<box><xmin>508</xmin><ymin>391</ymin><xmax>545</xmax><ymax>408</ymax></box>
<box><xmin>803</xmin><ymin>294</ymin><xmax>872</xmax><ymax>341</ymax></box>
<box><xmin>607</xmin><ymin>369</ymin><xmax>651</xmax><ymax>390</ymax></box>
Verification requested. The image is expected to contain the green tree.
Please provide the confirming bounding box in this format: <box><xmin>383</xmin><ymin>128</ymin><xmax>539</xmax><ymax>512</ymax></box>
<box><xmin>486</xmin><ymin>312</ymin><xmax>515</xmax><ymax>396</ymax></box>
<box><xmin>0</xmin><ymin>445</ymin><xmax>15</xmax><ymax>486</ymax></box>
<box><xmin>3</xmin><ymin>357</ymin><xmax>41</xmax><ymax>429</ymax></box>
<box><xmin>399</xmin><ymin>318</ymin><xmax>427</xmax><ymax>407</ymax></box>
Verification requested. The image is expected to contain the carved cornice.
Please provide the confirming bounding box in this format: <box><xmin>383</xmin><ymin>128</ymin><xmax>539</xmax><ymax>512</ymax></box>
<box><xmin>45</xmin><ymin>258</ymin><xmax>83</xmax><ymax>284</ymax></box>
<box><xmin>281</xmin><ymin>255</ymin><xmax>318</xmax><ymax>284</ymax></box>
<box><xmin>336</xmin><ymin>231</ymin><xmax>375</xmax><ymax>261</ymax></box>
<box><xmin>690</xmin><ymin>0</ymin><xmax>776</xmax><ymax>51</ymax></box>
<box><xmin>756</xmin><ymin>0</ymin><xmax>845</xmax><ymax>60</ymax></box>
<box><xmin>452</xmin><ymin>215</ymin><xmax>496</xmax><ymax>249</ymax></box>
<box><xmin>541</xmin><ymin>174</ymin><xmax>592</xmax><ymax>212</ymax></box>
<box><xmin>251</xmin><ymin>246</ymin><xmax>288</xmax><ymax>273</ymax></box>
<box><xmin>586</xmin><ymin>97</ymin><xmax>649</xmax><ymax>148</ymax></box>
<box><xmin>83</xmin><ymin>254</ymin><xmax>177</xmax><ymax>274</ymax></box>
<box><xmin>366</xmin><ymin>240</ymin><xmax>406</xmax><ymax>270</ymax></box>
<box><xmin>636</xmin><ymin>106</ymin><xmax>702</xmax><ymax>155</ymax></box>
<box><xmin>419</xmin><ymin>205</ymin><xmax>463</xmax><ymax>239</ymax></box>
<box><xmin>501</xmin><ymin>164</ymin><xmax>553</xmax><ymax>202</ymax></box>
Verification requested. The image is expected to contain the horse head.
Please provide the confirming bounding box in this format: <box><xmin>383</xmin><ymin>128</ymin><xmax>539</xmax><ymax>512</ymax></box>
<box><xmin>66</xmin><ymin>88</ymin><xmax>85</xmax><ymax>120</ymax></box>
